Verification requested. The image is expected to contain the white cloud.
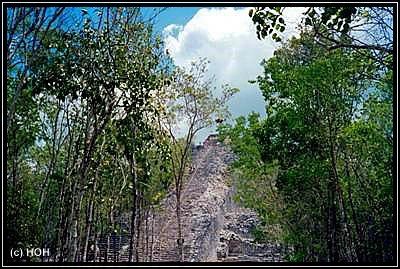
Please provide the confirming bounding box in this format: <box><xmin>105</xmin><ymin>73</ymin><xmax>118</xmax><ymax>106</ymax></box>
<box><xmin>163</xmin><ymin>7</ymin><xmax>306</xmax><ymax>143</ymax></box>
<box><xmin>163</xmin><ymin>24</ymin><xmax>183</xmax><ymax>36</ymax></box>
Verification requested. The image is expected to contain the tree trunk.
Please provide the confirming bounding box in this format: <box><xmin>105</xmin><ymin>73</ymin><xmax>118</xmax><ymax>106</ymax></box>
<box><xmin>94</xmin><ymin>227</ymin><xmax>100</xmax><ymax>261</ymax></box>
<box><xmin>56</xmin><ymin>127</ymin><xmax>75</xmax><ymax>261</ymax></box>
<box><xmin>82</xmin><ymin>136</ymin><xmax>105</xmax><ymax>262</ymax></box>
<box><xmin>135</xmin><ymin>193</ymin><xmax>141</xmax><ymax>262</ymax></box>
<box><xmin>128</xmin><ymin>154</ymin><xmax>137</xmax><ymax>262</ymax></box>
<box><xmin>38</xmin><ymin>106</ymin><xmax>61</xmax><ymax>217</ymax></box>
<box><xmin>145</xmin><ymin>204</ymin><xmax>149</xmax><ymax>262</ymax></box>
<box><xmin>327</xmin><ymin>113</ymin><xmax>339</xmax><ymax>262</ymax></box>
<box><xmin>150</xmin><ymin>206</ymin><xmax>155</xmax><ymax>262</ymax></box>
<box><xmin>337</xmin><ymin>185</ymin><xmax>354</xmax><ymax>261</ymax></box>
<box><xmin>71</xmin><ymin>190</ymin><xmax>84</xmax><ymax>262</ymax></box>
<box><xmin>176</xmin><ymin>189</ymin><xmax>184</xmax><ymax>262</ymax></box>
<box><xmin>106</xmin><ymin>233</ymin><xmax>110</xmax><ymax>262</ymax></box>
<box><xmin>82</xmin><ymin>178</ymin><xmax>97</xmax><ymax>262</ymax></box>
<box><xmin>344</xmin><ymin>155</ymin><xmax>365</xmax><ymax>262</ymax></box>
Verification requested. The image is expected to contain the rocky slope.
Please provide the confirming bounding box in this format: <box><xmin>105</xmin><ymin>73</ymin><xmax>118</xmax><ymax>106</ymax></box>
<box><xmin>95</xmin><ymin>135</ymin><xmax>288</xmax><ymax>262</ymax></box>
<box><xmin>150</xmin><ymin>135</ymin><xmax>288</xmax><ymax>262</ymax></box>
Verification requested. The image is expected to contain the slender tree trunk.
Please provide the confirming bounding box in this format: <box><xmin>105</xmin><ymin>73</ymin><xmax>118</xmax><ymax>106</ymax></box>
<box><xmin>142</xmin><ymin>200</ymin><xmax>146</xmax><ymax>261</ymax></box>
<box><xmin>176</xmin><ymin>188</ymin><xmax>184</xmax><ymax>262</ymax></box>
<box><xmin>113</xmin><ymin>224</ymin><xmax>117</xmax><ymax>262</ymax></box>
<box><xmin>66</xmin><ymin>174</ymin><xmax>78</xmax><ymax>261</ymax></box>
<box><xmin>61</xmin><ymin>161</ymin><xmax>80</xmax><ymax>261</ymax></box>
<box><xmin>327</xmin><ymin>180</ymin><xmax>335</xmax><ymax>262</ymax></box>
<box><xmin>327</xmin><ymin>113</ymin><xmax>340</xmax><ymax>262</ymax></box>
<box><xmin>57</xmin><ymin>184</ymin><xmax>68</xmax><ymax>262</ymax></box>
<box><xmin>38</xmin><ymin>106</ymin><xmax>61</xmax><ymax>216</ymax></box>
<box><xmin>70</xmin><ymin>137</ymin><xmax>96</xmax><ymax>260</ymax></box>
<box><xmin>135</xmin><ymin>193</ymin><xmax>141</xmax><ymax>262</ymax></box>
<box><xmin>128</xmin><ymin>154</ymin><xmax>137</xmax><ymax>262</ymax></box>
<box><xmin>9</xmin><ymin>128</ymin><xmax>20</xmax><ymax>245</ymax></box>
<box><xmin>106</xmin><ymin>233</ymin><xmax>110</xmax><ymax>262</ymax></box>
<box><xmin>71</xmin><ymin>190</ymin><xmax>85</xmax><ymax>262</ymax></box>
<box><xmin>94</xmin><ymin>227</ymin><xmax>100</xmax><ymax>261</ymax></box>
<box><xmin>108</xmin><ymin>205</ymin><xmax>116</xmax><ymax>262</ymax></box>
<box><xmin>56</xmin><ymin>136</ymin><xmax>73</xmax><ymax>261</ymax></box>
<box><xmin>150</xmin><ymin>206</ymin><xmax>155</xmax><ymax>262</ymax></box>
<box><xmin>82</xmin><ymin>178</ymin><xmax>97</xmax><ymax>261</ymax></box>
<box><xmin>337</xmin><ymin>185</ymin><xmax>353</xmax><ymax>261</ymax></box>
<box><xmin>118</xmin><ymin>214</ymin><xmax>123</xmax><ymax>262</ymax></box>
<box><xmin>145</xmin><ymin>204</ymin><xmax>149</xmax><ymax>262</ymax></box>
<box><xmin>344</xmin><ymin>155</ymin><xmax>365</xmax><ymax>261</ymax></box>
<box><xmin>82</xmin><ymin>136</ymin><xmax>105</xmax><ymax>262</ymax></box>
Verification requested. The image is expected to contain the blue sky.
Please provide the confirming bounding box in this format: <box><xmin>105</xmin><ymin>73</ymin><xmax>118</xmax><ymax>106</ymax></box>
<box><xmin>64</xmin><ymin>7</ymin><xmax>202</xmax><ymax>33</ymax></box>
<box><xmin>145</xmin><ymin>7</ymin><xmax>202</xmax><ymax>34</ymax></box>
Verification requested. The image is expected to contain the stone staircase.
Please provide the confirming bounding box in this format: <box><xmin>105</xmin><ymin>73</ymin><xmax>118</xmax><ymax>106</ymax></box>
<box><xmin>151</xmin><ymin>137</ymin><xmax>233</xmax><ymax>262</ymax></box>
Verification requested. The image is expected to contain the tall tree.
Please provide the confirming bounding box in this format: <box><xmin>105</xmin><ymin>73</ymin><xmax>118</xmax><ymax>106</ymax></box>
<box><xmin>6</xmin><ymin>7</ymin><xmax>68</xmax><ymax>261</ymax></box>
<box><xmin>161</xmin><ymin>58</ymin><xmax>238</xmax><ymax>261</ymax></box>
<box><xmin>219</xmin><ymin>31</ymin><xmax>392</xmax><ymax>262</ymax></box>
<box><xmin>7</xmin><ymin>6</ymin><xmax>173</xmax><ymax>262</ymax></box>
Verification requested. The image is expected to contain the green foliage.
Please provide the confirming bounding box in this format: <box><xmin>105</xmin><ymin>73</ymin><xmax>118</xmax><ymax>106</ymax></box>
<box><xmin>249</xmin><ymin>6</ymin><xmax>358</xmax><ymax>41</ymax></box>
<box><xmin>262</xmin><ymin>36</ymin><xmax>392</xmax><ymax>261</ymax></box>
<box><xmin>221</xmin><ymin>32</ymin><xmax>393</xmax><ymax>262</ymax></box>
<box><xmin>249</xmin><ymin>6</ymin><xmax>393</xmax><ymax>71</ymax></box>
<box><xmin>304</xmin><ymin>7</ymin><xmax>357</xmax><ymax>34</ymax></box>
<box><xmin>250</xmin><ymin>7</ymin><xmax>285</xmax><ymax>41</ymax></box>
<box><xmin>218</xmin><ymin>113</ymin><xmax>283</xmax><ymax>241</ymax></box>
<box><xmin>6</xmin><ymin>7</ymin><xmax>176</xmax><ymax>262</ymax></box>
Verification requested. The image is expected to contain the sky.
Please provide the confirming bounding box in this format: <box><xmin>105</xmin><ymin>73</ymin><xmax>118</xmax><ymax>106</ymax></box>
<box><xmin>153</xmin><ymin>7</ymin><xmax>307</xmax><ymax>144</ymax></box>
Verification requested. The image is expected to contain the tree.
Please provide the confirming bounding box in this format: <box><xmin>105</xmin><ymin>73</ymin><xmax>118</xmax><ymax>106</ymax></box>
<box><xmin>6</xmin><ymin>7</ymin><xmax>69</xmax><ymax>261</ymax></box>
<box><xmin>220</xmin><ymin>31</ymin><xmax>392</xmax><ymax>262</ymax></box>
<box><xmin>161</xmin><ymin>58</ymin><xmax>238</xmax><ymax>261</ymax></box>
<box><xmin>246</xmin><ymin>8</ymin><xmax>393</xmax><ymax>259</ymax></box>
<box><xmin>7</xmin><ymin>6</ymin><xmax>174</xmax><ymax>262</ymax></box>
<box><xmin>218</xmin><ymin>112</ymin><xmax>284</xmax><ymax>242</ymax></box>
<box><xmin>249</xmin><ymin>7</ymin><xmax>393</xmax><ymax>69</ymax></box>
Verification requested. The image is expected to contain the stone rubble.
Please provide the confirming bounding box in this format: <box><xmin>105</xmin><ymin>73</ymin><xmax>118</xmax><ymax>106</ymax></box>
<box><xmin>114</xmin><ymin>135</ymin><xmax>289</xmax><ymax>262</ymax></box>
<box><xmin>216</xmin><ymin>207</ymin><xmax>288</xmax><ymax>262</ymax></box>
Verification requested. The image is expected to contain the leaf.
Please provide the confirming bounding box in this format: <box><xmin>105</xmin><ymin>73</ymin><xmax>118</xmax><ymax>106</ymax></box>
<box><xmin>342</xmin><ymin>23</ymin><xmax>350</xmax><ymax>33</ymax></box>
<box><xmin>249</xmin><ymin>9</ymin><xmax>254</xmax><ymax>17</ymax></box>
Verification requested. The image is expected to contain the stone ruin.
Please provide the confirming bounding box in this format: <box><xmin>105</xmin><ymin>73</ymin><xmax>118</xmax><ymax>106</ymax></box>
<box><xmin>90</xmin><ymin>134</ymin><xmax>290</xmax><ymax>262</ymax></box>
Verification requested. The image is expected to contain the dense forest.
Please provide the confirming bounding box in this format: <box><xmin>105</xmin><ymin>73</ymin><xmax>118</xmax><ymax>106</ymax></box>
<box><xmin>6</xmin><ymin>6</ymin><xmax>393</xmax><ymax>263</ymax></box>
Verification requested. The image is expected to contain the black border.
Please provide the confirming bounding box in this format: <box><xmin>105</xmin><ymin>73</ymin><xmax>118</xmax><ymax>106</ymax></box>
<box><xmin>2</xmin><ymin>1</ymin><xmax>398</xmax><ymax>267</ymax></box>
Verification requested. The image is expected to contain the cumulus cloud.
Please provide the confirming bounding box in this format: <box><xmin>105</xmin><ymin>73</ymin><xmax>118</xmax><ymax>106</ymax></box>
<box><xmin>163</xmin><ymin>7</ymin><xmax>306</xmax><ymax>143</ymax></box>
